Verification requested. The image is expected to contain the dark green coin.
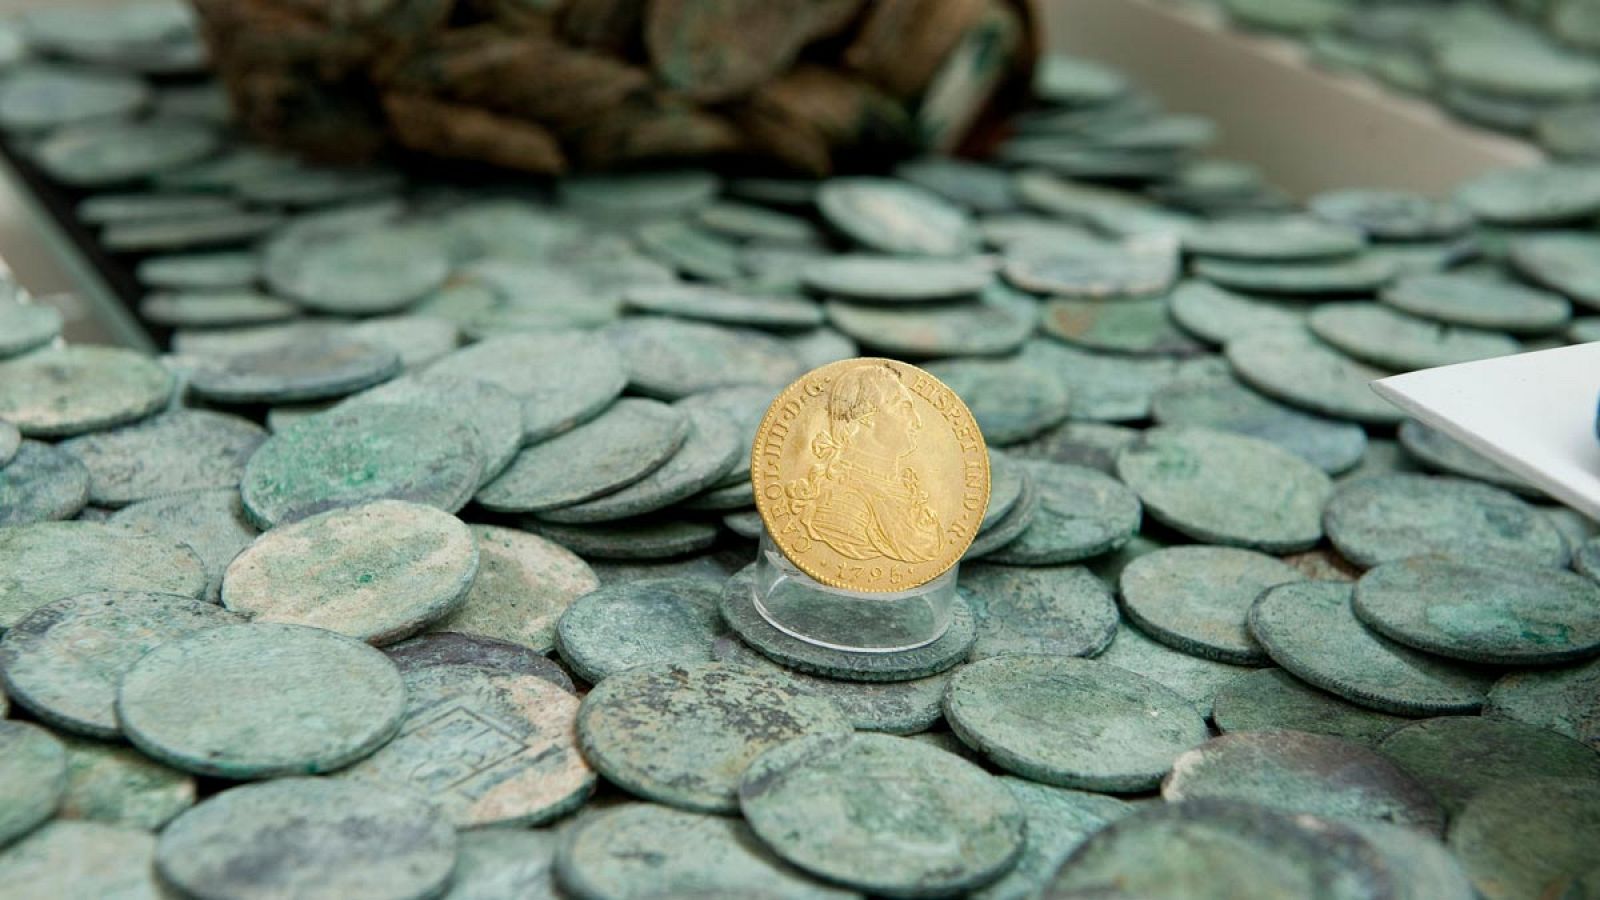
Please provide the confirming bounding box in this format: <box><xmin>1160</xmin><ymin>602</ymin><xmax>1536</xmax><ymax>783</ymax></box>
<box><xmin>1212</xmin><ymin>668</ymin><xmax>1408</xmax><ymax>746</ymax></box>
<box><xmin>556</xmin><ymin>577</ymin><xmax>726</xmax><ymax>683</ymax></box>
<box><xmin>974</xmin><ymin>779</ymin><xmax>1130</xmax><ymax>900</ymax></box>
<box><xmin>945</xmin><ymin>654</ymin><xmax>1208</xmax><ymax>792</ymax></box>
<box><xmin>140</xmin><ymin>290</ymin><xmax>298</xmax><ymax>328</ymax></box>
<box><xmin>674</xmin><ymin>384</ymin><xmax>778</xmax><ymax>486</ymax></box>
<box><xmin>0</xmin><ymin>441</ymin><xmax>88</xmax><ymax>526</ymax></box>
<box><xmin>0</xmin><ymin>301</ymin><xmax>63</xmax><ymax>359</ymax></box>
<box><xmin>623</xmin><ymin>283</ymin><xmax>822</xmax><ymax>330</ymax></box>
<box><xmin>0</xmin><ymin>721</ymin><xmax>65</xmax><ymax>848</ymax></box>
<box><xmin>1194</xmin><ymin>254</ymin><xmax>1395</xmax><ymax>296</ymax></box>
<box><xmin>1006</xmin><ymin>420</ymin><xmax>1138</xmax><ymax>474</ymax></box>
<box><xmin>1381</xmin><ymin>272</ymin><xmax>1571</xmax><ymax>334</ymax></box>
<box><xmin>0</xmin><ymin>591</ymin><xmax>241</xmax><ymax>738</ymax></box>
<box><xmin>1022</xmin><ymin>339</ymin><xmax>1193</xmax><ymax>423</ymax></box>
<box><xmin>425</xmin><ymin>524</ymin><xmax>597</xmax><ymax>655</ymax></box>
<box><xmin>1168</xmin><ymin>279</ymin><xmax>1305</xmax><ymax>346</ymax></box>
<box><xmin>1487</xmin><ymin>657</ymin><xmax>1600</xmax><ymax>751</ymax></box>
<box><xmin>525</xmin><ymin>518</ymin><xmax>719</xmax><ymax>560</ymax></box>
<box><xmin>1249</xmin><ymin>581</ymin><xmax>1496</xmax><ymax>716</ymax></box>
<box><xmin>1041</xmin><ymin>295</ymin><xmax>1206</xmax><ymax>356</ymax></box>
<box><xmin>1049</xmin><ymin>799</ymin><xmax>1396</xmax><ymax>900</ymax></box>
<box><xmin>0</xmin><ymin>820</ymin><xmax>158</xmax><ymax>897</ymax></box>
<box><xmin>1151</xmin><ymin>378</ymin><xmax>1367</xmax><ymax>475</ymax></box>
<box><xmin>56</xmin><ymin>734</ymin><xmax>195</xmax><ymax>831</ymax></box>
<box><xmin>1095</xmin><ymin>623</ymin><xmax>1256</xmax><ymax>716</ymax></box>
<box><xmin>965</xmin><ymin>467</ymin><xmax>1038</xmax><ymax>559</ymax></box>
<box><xmin>1355</xmin><ymin>557</ymin><xmax>1600</xmax><ymax>665</ymax></box>
<box><xmin>428</xmin><ymin>332</ymin><xmax>628</xmax><ymax>443</ymax></box>
<box><xmin>386</xmin><ymin>632</ymin><xmax>574</xmax><ymax>693</ymax></box>
<box><xmin>448</xmin><ymin>828</ymin><xmax>560</xmax><ymax>900</ymax></box>
<box><xmin>1398</xmin><ymin>420</ymin><xmax>1539</xmax><ymax>494</ymax></box>
<box><xmin>961</xmin><ymin>563</ymin><xmax>1118</xmax><ymax>660</ymax></box>
<box><xmin>558</xmin><ymin>802</ymin><xmax>852</xmax><ymax>900</ymax></box>
<box><xmin>341</xmin><ymin>374</ymin><xmax>521</xmax><ymax>484</ymax></box>
<box><xmin>0</xmin><ymin>64</ymin><xmax>148</xmax><ymax>131</ymax></box>
<box><xmin>803</xmin><ymin>254</ymin><xmax>995</xmax><ymax>302</ymax></box>
<box><xmin>1325</xmin><ymin>474</ymin><xmax>1569</xmax><ymax>568</ymax></box>
<box><xmin>825</xmin><ymin>283</ymin><xmax>1037</xmax><ymax>357</ymax></box>
<box><xmin>984</xmin><ymin>460</ymin><xmax>1141</xmax><ymax>564</ymax></box>
<box><xmin>1117</xmin><ymin>426</ymin><xmax>1332</xmax><ymax>553</ymax></box>
<box><xmin>34</xmin><ymin>120</ymin><xmax>218</xmax><ymax>187</ymax></box>
<box><xmin>0</xmin><ymin>347</ymin><xmax>173</xmax><ymax>438</ymax></box>
<box><xmin>58</xmin><ymin>409</ymin><xmax>264</xmax><ymax>507</ymax></box>
<box><xmin>1309</xmin><ymin>188</ymin><xmax>1473</xmax><ymax>241</ymax></box>
<box><xmin>1449</xmin><ymin>777</ymin><xmax>1600</xmax><ymax>900</ymax></box>
<box><xmin>108</xmin><ymin>489</ymin><xmax>256</xmax><ymax>602</ymax></box>
<box><xmin>1380</xmin><ymin>716</ymin><xmax>1600</xmax><ymax>817</ymax></box>
<box><xmin>1120</xmin><ymin>545</ymin><xmax>1304</xmax><ymax>664</ymax></box>
<box><xmin>981</xmin><ymin>450</ymin><xmax>1024</xmax><ymax>531</ymax></box>
<box><xmin>1309</xmin><ymin>302</ymin><xmax>1519</xmax><ymax>371</ymax></box>
<box><xmin>739</xmin><ymin>731</ymin><xmax>1024</xmax><ymax>898</ymax></box>
<box><xmin>718</xmin><ymin>565</ymin><xmax>977</xmax><ymax>683</ymax></box>
<box><xmin>240</xmin><ymin>402</ymin><xmax>486</xmax><ymax>528</ymax></box>
<box><xmin>602</xmin><ymin>317</ymin><xmax>802</xmax><ymax>400</ymax></box>
<box><xmin>1509</xmin><ymin>232</ymin><xmax>1600</xmax><ymax>311</ymax></box>
<box><xmin>0</xmin><ymin>521</ymin><xmax>206</xmax><ymax>630</ymax></box>
<box><xmin>1226</xmin><ymin>331</ymin><xmax>1404</xmax><ymax>425</ymax></box>
<box><xmin>1162</xmin><ymin>730</ymin><xmax>1445</xmax><ymax>834</ymax></box>
<box><xmin>926</xmin><ymin>354</ymin><xmax>1072</xmax><ymax>445</ymax></box>
<box><xmin>188</xmin><ymin>336</ymin><xmax>401</xmax><ymax>405</ymax></box>
<box><xmin>577</xmin><ymin>661</ymin><xmax>851</xmax><ymax>813</ymax></box>
<box><xmin>1183</xmin><ymin>217</ymin><xmax>1365</xmax><ymax>261</ymax></box>
<box><xmin>116</xmin><ymin>623</ymin><xmax>406</xmax><ymax>778</ymax></box>
<box><xmin>156</xmin><ymin>777</ymin><xmax>456</xmax><ymax>900</ymax></box>
<box><xmin>817</xmin><ymin>177</ymin><xmax>978</xmax><ymax>257</ymax></box>
<box><xmin>1456</xmin><ymin>164</ymin><xmax>1600</xmax><ymax>225</ymax></box>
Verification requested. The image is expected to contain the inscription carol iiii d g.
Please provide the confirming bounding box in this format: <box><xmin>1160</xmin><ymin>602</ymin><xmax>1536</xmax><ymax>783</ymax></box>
<box><xmin>752</xmin><ymin>358</ymin><xmax>991</xmax><ymax>593</ymax></box>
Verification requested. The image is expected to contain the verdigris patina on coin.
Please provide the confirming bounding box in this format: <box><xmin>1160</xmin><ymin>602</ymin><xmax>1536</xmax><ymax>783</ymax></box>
<box><xmin>752</xmin><ymin>358</ymin><xmax>989</xmax><ymax>593</ymax></box>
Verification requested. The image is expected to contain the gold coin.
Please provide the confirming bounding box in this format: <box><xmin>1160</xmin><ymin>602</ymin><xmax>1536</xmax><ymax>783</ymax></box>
<box><xmin>751</xmin><ymin>357</ymin><xmax>989</xmax><ymax>593</ymax></box>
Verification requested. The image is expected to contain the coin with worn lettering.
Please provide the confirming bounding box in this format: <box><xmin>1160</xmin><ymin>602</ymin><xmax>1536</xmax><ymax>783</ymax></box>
<box><xmin>0</xmin><ymin>521</ymin><xmax>206</xmax><ymax>630</ymax></box>
<box><xmin>0</xmin><ymin>721</ymin><xmax>65</xmax><ymax>848</ymax></box>
<box><xmin>752</xmin><ymin>358</ymin><xmax>989</xmax><ymax>593</ymax></box>
<box><xmin>0</xmin><ymin>347</ymin><xmax>173</xmax><ymax>438</ymax></box>
<box><xmin>1211</xmin><ymin>668</ymin><xmax>1408</xmax><ymax>745</ymax></box>
<box><xmin>0</xmin><ymin>441</ymin><xmax>89</xmax><ymax>526</ymax></box>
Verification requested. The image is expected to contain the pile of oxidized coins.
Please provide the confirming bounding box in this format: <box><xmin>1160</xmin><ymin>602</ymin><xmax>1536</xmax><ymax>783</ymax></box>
<box><xmin>1210</xmin><ymin>0</ymin><xmax>1600</xmax><ymax>160</ymax></box>
<box><xmin>1</xmin><ymin>3</ymin><xmax>1600</xmax><ymax>899</ymax></box>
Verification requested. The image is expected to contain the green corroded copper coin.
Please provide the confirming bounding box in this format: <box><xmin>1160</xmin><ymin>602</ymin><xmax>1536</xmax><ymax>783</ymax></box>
<box><xmin>984</xmin><ymin>460</ymin><xmax>1141</xmax><ymax>565</ymax></box>
<box><xmin>1183</xmin><ymin>216</ymin><xmax>1366</xmax><ymax>261</ymax></box>
<box><xmin>982</xmin><ymin>450</ymin><xmax>1025</xmax><ymax>530</ymax></box>
<box><xmin>1580</xmin><ymin>536</ymin><xmax>1600</xmax><ymax>582</ymax></box>
<box><xmin>343</xmin><ymin>315</ymin><xmax>460</xmax><ymax>370</ymax></box>
<box><xmin>1227</xmin><ymin>331</ymin><xmax>1404</xmax><ymax>425</ymax></box>
<box><xmin>0</xmin><ymin>821</ymin><xmax>158</xmax><ymax>897</ymax></box>
<box><xmin>623</xmin><ymin>283</ymin><xmax>823</xmax><ymax>331</ymax></box>
<box><xmin>337</xmin><ymin>664</ymin><xmax>594</xmax><ymax>827</ymax></box>
<box><xmin>897</xmin><ymin>157</ymin><xmax>1017</xmax><ymax>214</ymax></box>
<box><xmin>1099</xmin><ymin>623</ymin><xmax>1253</xmax><ymax>718</ymax></box>
<box><xmin>960</xmin><ymin>563</ymin><xmax>1118</xmax><ymax>660</ymax></box>
<box><xmin>1049</xmin><ymin>799</ymin><xmax>1395</xmax><ymax>900</ymax></box>
<box><xmin>386</xmin><ymin>632</ymin><xmax>574</xmax><ymax>693</ymax></box>
<box><xmin>57</xmin><ymin>735</ymin><xmax>194</xmax><ymax>831</ymax></box>
<box><xmin>1212</xmin><ymin>668</ymin><xmax>1408</xmax><ymax>745</ymax></box>
<box><xmin>139</xmin><ymin>290</ymin><xmax>298</xmax><ymax>329</ymax></box>
<box><xmin>825</xmin><ymin>284</ymin><xmax>1037</xmax><ymax>358</ymax></box>
<box><xmin>945</xmin><ymin>654</ymin><xmax>1208</xmax><ymax>792</ymax></box>
<box><xmin>478</xmin><ymin>399</ymin><xmax>687</xmax><ymax>513</ymax></box>
<box><xmin>0</xmin><ymin>419</ymin><xmax>17</xmax><ymax>464</ymax></box>
<box><xmin>697</xmin><ymin>199</ymin><xmax>819</xmax><ymax>243</ymax></box>
<box><xmin>711</xmin><ymin>635</ymin><xmax>950</xmax><ymax>735</ymax></box>
<box><xmin>557</xmin><ymin>577</ymin><xmax>725</xmax><ymax>684</ymax></box>
<box><xmin>1325</xmin><ymin>474</ymin><xmax>1569</xmax><ymax>568</ymax></box>
<box><xmin>188</xmin><ymin>336</ymin><xmax>401</xmax><ymax>405</ymax></box>
<box><xmin>1195</xmin><ymin>254</ymin><xmax>1395</xmax><ymax>296</ymax></box>
<box><xmin>802</xmin><ymin>254</ymin><xmax>994</xmax><ymax>302</ymax></box>
<box><xmin>240</xmin><ymin>401</ymin><xmax>486</xmax><ymax>528</ymax></box>
<box><xmin>0</xmin><ymin>591</ymin><xmax>241</xmax><ymax>738</ymax></box>
<box><xmin>0</xmin><ymin>441</ymin><xmax>88</xmax><ymax>526</ymax></box>
<box><xmin>926</xmin><ymin>354</ymin><xmax>1072</xmax><ymax>445</ymax></box>
<box><xmin>1379</xmin><ymin>716</ymin><xmax>1600</xmax><ymax>817</ymax></box>
<box><xmin>558</xmin><ymin>803</ymin><xmax>853</xmax><ymax>900</ymax></box>
<box><xmin>58</xmin><ymin>409</ymin><xmax>265</xmax><ymax>507</ymax></box>
<box><xmin>603</xmin><ymin>317</ymin><xmax>802</xmax><ymax>400</ymax></box>
<box><xmin>1117</xmin><ymin>427</ymin><xmax>1332</xmax><ymax>553</ymax></box>
<box><xmin>101</xmin><ymin>210</ymin><xmax>284</xmax><ymax>253</ymax></box>
<box><xmin>577</xmin><ymin>661</ymin><xmax>851</xmax><ymax>813</ymax></box>
<box><xmin>0</xmin><ymin>64</ymin><xmax>149</xmax><ymax>131</ymax></box>
<box><xmin>1021</xmin><ymin>339</ymin><xmax>1191</xmax><ymax>423</ymax></box>
<box><xmin>739</xmin><ymin>732</ymin><xmax>1024</xmax><ymax>898</ymax></box>
<box><xmin>223</xmin><ymin>500</ymin><xmax>477</xmax><ymax>646</ymax></box>
<box><xmin>1309</xmin><ymin>188</ymin><xmax>1473</xmax><ymax>241</ymax></box>
<box><xmin>341</xmin><ymin>375</ymin><xmax>521</xmax><ymax>485</ymax></box>
<box><xmin>975</xmin><ymin>779</ymin><xmax>1131</xmax><ymax>900</ymax></box>
<box><xmin>1449</xmin><ymin>777</ymin><xmax>1600</xmax><ymax>900</ymax></box>
<box><xmin>426</xmin><ymin>524</ymin><xmax>597</xmax><ymax>654</ymax></box>
<box><xmin>1033</xmin><ymin>53</ymin><xmax>1129</xmax><ymax>103</ymax></box>
<box><xmin>427</xmin><ymin>332</ymin><xmax>628</xmax><ymax>442</ymax></box>
<box><xmin>720</xmin><ymin>566</ymin><xmax>978</xmax><ymax>682</ymax></box>
<box><xmin>1007</xmin><ymin>421</ymin><xmax>1138</xmax><ymax>474</ymax></box>
<box><xmin>1162</xmin><ymin>730</ymin><xmax>1445</xmax><ymax>834</ymax></box>
<box><xmin>448</xmin><ymin>828</ymin><xmax>561</xmax><ymax>900</ymax></box>
<box><xmin>266</xmin><ymin>227</ymin><xmax>450</xmax><ymax>315</ymax></box>
<box><xmin>34</xmin><ymin>120</ymin><xmax>219</xmax><ymax>187</ymax></box>
<box><xmin>1151</xmin><ymin>378</ymin><xmax>1367</xmax><ymax>475</ymax></box>
<box><xmin>136</xmin><ymin>251</ymin><xmax>260</xmax><ymax>290</ymax></box>
<box><xmin>526</xmin><ymin>518</ymin><xmax>719</xmax><ymax>560</ymax></box>
<box><xmin>1309</xmin><ymin>302</ymin><xmax>1519</xmax><ymax>372</ymax></box>
<box><xmin>156</xmin><ymin>777</ymin><xmax>456</xmax><ymax>900</ymax></box>
<box><xmin>1120</xmin><ymin>546</ymin><xmax>1305</xmax><ymax>664</ymax></box>
<box><xmin>116</xmin><ymin>623</ymin><xmax>406</xmax><ymax>779</ymax></box>
<box><xmin>1398</xmin><ymin>420</ymin><xmax>1538</xmax><ymax>495</ymax></box>
<box><xmin>0</xmin><ymin>721</ymin><xmax>65</xmax><ymax>848</ymax></box>
<box><xmin>1488</xmin><ymin>658</ymin><xmax>1600</xmax><ymax>751</ymax></box>
<box><xmin>0</xmin><ymin>521</ymin><xmax>206</xmax><ymax>630</ymax></box>
<box><xmin>1041</xmin><ymin>295</ymin><xmax>1206</xmax><ymax>357</ymax></box>
<box><xmin>817</xmin><ymin>178</ymin><xmax>978</xmax><ymax>257</ymax></box>
<box><xmin>1456</xmin><ymin>164</ymin><xmax>1600</xmax><ymax>225</ymax></box>
<box><xmin>0</xmin><ymin>301</ymin><xmax>62</xmax><ymax>359</ymax></box>
<box><xmin>673</xmin><ymin>384</ymin><xmax>774</xmax><ymax>486</ymax></box>
<box><xmin>1354</xmin><ymin>557</ymin><xmax>1600</xmax><ymax>665</ymax></box>
<box><xmin>1004</xmin><ymin>238</ymin><xmax>1179</xmax><ymax>299</ymax></box>
<box><xmin>108</xmin><ymin>489</ymin><xmax>257</xmax><ymax>602</ymax></box>
<box><xmin>1347</xmin><ymin>821</ymin><xmax>1476</xmax><ymax>900</ymax></box>
<box><xmin>1510</xmin><ymin>232</ymin><xmax>1600</xmax><ymax>310</ymax></box>
<box><xmin>1249</xmin><ymin>581</ymin><xmax>1495</xmax><ymax>716</ymax></box>
<box><xmin>1381</xmin><ymin>272</ymin><xmax>1571</xmax><ymax>334</ymax></box>
<box><xmin>559</xmin><ymin>170</ymin><xmax>719</xmax><ymax>219</ymax></box>
<box><xmin>1168</xmin><ymin>280</ymin><xmax>1306</xmax><ymax>346</ymax></box>
<box><xmin>0</xmin><ymin>347</ymin><xmax>172</xmax><ymax>438</ymax></box>
<box><xmin>540</xmin><ymin>405</ymin><xmax>741</xmax><ymax>523</ymax></box>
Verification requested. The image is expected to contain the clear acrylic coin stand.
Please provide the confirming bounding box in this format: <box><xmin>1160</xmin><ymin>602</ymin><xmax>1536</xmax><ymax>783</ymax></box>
<box><xmin>753</xmin><ymin>529</ymin><xmax>957</xmax><ymax>652</ymax></box>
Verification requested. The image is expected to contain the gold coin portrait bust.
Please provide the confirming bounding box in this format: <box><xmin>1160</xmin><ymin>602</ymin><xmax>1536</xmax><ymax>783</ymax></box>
<box><xmin>752</xmin><ymin>358</ymin><xmax>989</xmax><ymax>593</ymax></box>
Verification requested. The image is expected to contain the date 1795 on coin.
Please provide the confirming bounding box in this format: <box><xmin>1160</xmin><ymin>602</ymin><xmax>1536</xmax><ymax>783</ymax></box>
<box><xmin>751</xmin><ymin>358</ymin><xmax>990</xmax><ymax>593</ymax></box>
